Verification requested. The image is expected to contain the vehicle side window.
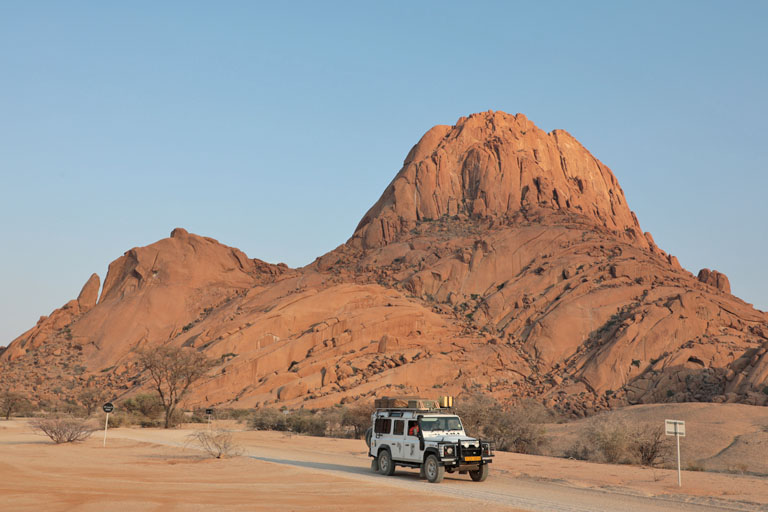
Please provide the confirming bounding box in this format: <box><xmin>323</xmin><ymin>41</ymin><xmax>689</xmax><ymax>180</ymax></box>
<box><xmin>407</xmin><ymin>420</ymin><xmax>419</xmax><ymax>436</ymax></box>
<box><xmin>393</xmin><ymin>420</ymin><xmax>404</xmax><ymax>435</ymax></box>
<box><xmin>374</xmin><ymin>418</ymin><xmax>392</xmax><ymax>434</ymax></box>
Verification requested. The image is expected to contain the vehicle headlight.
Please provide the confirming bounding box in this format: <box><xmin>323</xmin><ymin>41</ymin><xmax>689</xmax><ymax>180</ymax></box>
<box><xmin>445</xmin><ymin>445</ymin><xmax>455</xmax><ymax>456</ymax></box>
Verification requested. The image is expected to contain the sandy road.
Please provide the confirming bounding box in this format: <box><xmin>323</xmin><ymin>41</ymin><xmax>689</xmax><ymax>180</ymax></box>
<box><xmin>112</xmin><ymin>428</ymin><xmax>768</xmax><ymax>512</ymax></box>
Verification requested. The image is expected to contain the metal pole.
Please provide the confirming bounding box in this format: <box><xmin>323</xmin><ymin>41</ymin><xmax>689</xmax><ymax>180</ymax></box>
<box><xmin>103</xmin><ymin>413</ymin><xmax>109</xmax><ymax>448</ymax></box>
<box><xmin>676</xmin><ymin>432</ymin><xmax>681</xmax><ymax>487</ymax></box>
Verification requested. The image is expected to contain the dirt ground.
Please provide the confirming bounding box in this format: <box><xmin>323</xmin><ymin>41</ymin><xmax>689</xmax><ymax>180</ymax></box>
<box><xmin>2</xmin><ymin>416</ymin><xmax>768</xmax><ymax>511</ymax></box>
<box><xmin>0</xmin><ymin>419</ymin><xmax>519</xmax><ymax>512</ymax></box>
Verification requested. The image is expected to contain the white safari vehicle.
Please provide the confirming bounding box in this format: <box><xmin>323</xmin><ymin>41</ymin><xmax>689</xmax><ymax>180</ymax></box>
<box><xmin>365</xmin><ymin>396</ymin><xmax>493</xmax><ymax>483</ymax></box>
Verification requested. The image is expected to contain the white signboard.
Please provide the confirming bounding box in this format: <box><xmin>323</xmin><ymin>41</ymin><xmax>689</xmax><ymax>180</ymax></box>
<box><xmin>665</xmin><ymin>419</ymin><xmax>685</xmax><ymax>437</ymax></box>
<box><xmin>665</xmin><ymin>419</ymin><xmax>686</xmax><ymax>487</ymax></box>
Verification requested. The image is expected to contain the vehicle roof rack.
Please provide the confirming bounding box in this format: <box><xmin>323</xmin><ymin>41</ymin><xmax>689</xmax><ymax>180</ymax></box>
<box><xmin>374</xmin><ymin>396</ymin><xmax>452</xmax><ymax>411</ymax></box>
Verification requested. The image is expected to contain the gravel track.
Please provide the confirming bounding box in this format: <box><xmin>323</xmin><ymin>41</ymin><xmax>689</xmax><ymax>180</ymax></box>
<box><xmin>112</xmin><ymin>430</ymin><xmax>766</xmax><ymax>512</ymax></box>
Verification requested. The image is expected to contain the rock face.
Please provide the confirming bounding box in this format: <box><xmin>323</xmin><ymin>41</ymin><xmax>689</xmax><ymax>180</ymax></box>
<box><xmin>352</xmin><ymin>111</ymin><xmax>649</xmax><ymax>252</ymax></box>
<box><xmin>698</xmin><ymin>268</ymin><xmax>731</xmax><ymax>293</ymax></box>
<box><xmin>2</xmin><ymin>111</ymin><xmax>767</xmax><ymax>414</ymax></box>
<box><xmin>77</xmin><ymin>274</ymin><xmax>100</xmax><ymax>312</ymax></box>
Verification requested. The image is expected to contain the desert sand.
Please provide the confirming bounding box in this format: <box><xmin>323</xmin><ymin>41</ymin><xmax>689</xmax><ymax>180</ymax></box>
<box><xmin>0</xmin><ymin>419</ymin><xmax>518</xmax><ymax>512</ymax></box>
<box><xmin>2</xmin><ymin>415</ymin><xmax>767</xmax><ymax>512</ymax></box>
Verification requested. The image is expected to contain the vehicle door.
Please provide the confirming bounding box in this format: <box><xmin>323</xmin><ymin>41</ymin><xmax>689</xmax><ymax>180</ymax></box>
<box><xmin>390</xmin><ymin>419</ymin><xmax>406</xmax><ymax>459</ymax></box>
<box><xmin>373</xmin><ymin>416</ymin><xmax>393</xmax><ymax>456</ymax></box>
<box><xmin>403</xmin><ymin>419</ymin><xmax>423</xmax><ymax>462</ymax></box>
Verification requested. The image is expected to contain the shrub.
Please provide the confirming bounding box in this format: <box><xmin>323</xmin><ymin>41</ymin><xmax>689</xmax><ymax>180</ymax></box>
<box><xmin>107</xmin><ymin>411</ymin><xmax>131</xmax><ymax>428</ymax></box>
<box><xmin>320</xmin><ymin>407</ymin><xmax>349</xmax><ymax>438</ymax></box>
<box><xmin>1</xmin><ymin>390</ymin><xmax>32</xmax><ymax>420</ymax></box>
<box><xmin>564</xmin><ymin>441</ymin><xmax>591</xmax><ymax>461</ymax></box>
<box><xmin>453</xmin><ymin>393</ymin><xmax>496</xmax><ymax>437</ymax></box>
<box><xmin>212</xmin><ymin>408</ymin><xmax>252</xmax><ymax>422</ymax></box>
<box><xmin>32</xmin><ymin>417</ymin><xmax>95</xmax><ymax>443</ymax></box>
<box><xmin>286</xmin><ymin>410</ymin><xmax>327</xmax><ymax>436</ymax></box>
<box><xmin>341</xmin><ymin>403</ymin><xmax>374</xmax><ymax>439</ymax></box>
<box><xmin>249</xmin><ymin>408</ymin><xmax>332</xmax><ymax>437</ymax></box>
<box><xmin>571</xmin><ymin>416</ymin><xmax>670</xmax><ymax>466</ymax></box>
<box><xmin>121</xmin><ymin>393</ymin><xmax>164</xmax><ymax>422</ymax></box>
<box><xmin>484</xmin><ymin>411</ymin><xmax>547</xmax><ymax>454</ymax></box>
<box><xmin>77</xmin><ymin>388</ymin><xmax>110</xmax><ymax>417</ymax></box>
<box><xmin>454</xmin><ymin>394</ymin><xmax>550</xmax><ymax>454</ymax></box>
<box><xmin>584</xmin><ymin>416</ymin><xmax>633</xmax><ymax>463</ymax></box>
<box><xmin>250</xmin><ymin>408</ymin><xmax>289</xmax><ymax>431</ymax></box>
<box><xmin>631</xmin><ymin>424</ymin><xmax>669</xmax><ymax>467</ymax></box>
<box><xmin>186</xmin><ymin>409</ymin><xmax>210</xmax><ymax>424</ymax></box>
<box><xmin>187</xmin><ymin>430</ymin><xmax>241</xmax><ymax>458</ymax></box>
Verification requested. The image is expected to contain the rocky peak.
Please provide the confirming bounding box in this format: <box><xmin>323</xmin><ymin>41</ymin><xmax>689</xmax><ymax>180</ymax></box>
<box><xmin>98</xmin><ymin>229</ymin><xmax>283</xmax><ymax>304</ymax></box>
<box><xmin>698</xmin><ymin>268</ymin><xmax>731</xmax><ymax>293</ymax></box>
<box><xmin>76</xmin><ymin>273</ymin><xmax>100</xmax><ymax>312</ymax></box>
<box><xmin>350</xmin><ymin>110</ymin><xmax>648</xmax><ymax>250</ymax></box>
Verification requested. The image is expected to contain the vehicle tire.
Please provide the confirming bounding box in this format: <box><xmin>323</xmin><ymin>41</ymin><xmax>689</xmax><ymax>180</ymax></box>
<box><xmin>424</xmin><ymin>454</ymin><xmax>445</xmax><ymax>483</ymax></box>
<box><xmin>370</xmin><ymin>457</ymin><xmax>379</xmax><ymax>473</ymax></box>
<box><xmin>364</xmin><ymin>427</ymin><xmax>372</xmax><ymax>448</ymax></box>
<box><xmin>469</xmin><ymin>463</ymin><xmax>489</xmax><ymax>482</ymax></box>
<box><xmin>378</xmin><ymin>449</ymin><xmax>396</xmax><ymax>476</ymax></box>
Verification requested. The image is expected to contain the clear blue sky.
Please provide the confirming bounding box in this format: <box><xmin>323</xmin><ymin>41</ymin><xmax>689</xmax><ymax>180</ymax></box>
<box><xmin>1</xmin><ymin>1</ymin><xmax>766</xmax><ymax>345</ymax></box>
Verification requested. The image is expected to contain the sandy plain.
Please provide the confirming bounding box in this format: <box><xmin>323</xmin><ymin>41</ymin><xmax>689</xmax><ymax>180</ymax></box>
<box><xmin>2</xmin><ymin>409</ymin><xmax>768</xmax><ymax>512</ymax></box>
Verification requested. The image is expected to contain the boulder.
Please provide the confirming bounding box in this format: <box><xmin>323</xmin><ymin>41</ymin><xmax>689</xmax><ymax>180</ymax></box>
<box><xmin>698</xmin><ymin>268</ymin><xmax>731</xmax><ymax>293</ymax></box>
<box><xmin>77</xmin><ymin>273</ymin><xmax>101</xmax><ymax>312</ymax></box>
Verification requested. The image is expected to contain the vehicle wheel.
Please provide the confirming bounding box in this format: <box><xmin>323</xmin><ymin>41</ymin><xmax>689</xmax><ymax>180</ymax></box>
<box><xmin>378</xmin><ymin>449</ymin><xmax>396</xmax><ymax>476</ymax></box>
<box><xmin>370</xmin><ymin>457</ymin><xmax>379</xmax><ymax>473</ymax></box>
<box><xmin>364</xmin><ymin>427</ymin><xmax>372</xmax><ymax>448</ymax></box>
<box><xmin>469</xmin><ymin>463</ymin><xmax>489</xmax><ymax>482</ymax></box>
<box><xmin>424</xmin><ymin>454</ymin><xmax>445</xmax><ymax>483</ymax></box>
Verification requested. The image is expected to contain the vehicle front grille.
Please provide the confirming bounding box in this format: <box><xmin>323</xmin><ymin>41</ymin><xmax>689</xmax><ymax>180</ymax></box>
<box><xmin>458</xmin><ymin>443</ymin><xmax>481</xmax><ymax>459</ymax></box>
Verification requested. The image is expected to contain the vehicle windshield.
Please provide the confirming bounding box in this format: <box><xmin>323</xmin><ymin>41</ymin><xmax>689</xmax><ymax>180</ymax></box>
<box><xmin>419</xmin><ymin>416</ymin><xmax>463</xmax><ymax>432</ymax></box>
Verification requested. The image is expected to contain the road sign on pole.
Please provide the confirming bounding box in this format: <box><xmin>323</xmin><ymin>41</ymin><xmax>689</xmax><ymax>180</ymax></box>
<box><xmin>665</xmin><ymin>419</ymin><xmax>685</xmax><ymax>487</ymax></box>
<box><xmin>103</xmin><ymin>402</ymin><xmax>114</xmax><ymax>448</ymax></box>
<box><xmin>206</xmin><ymin>408</ymin><xmax>213</xmax><ymax>431</ymax></box>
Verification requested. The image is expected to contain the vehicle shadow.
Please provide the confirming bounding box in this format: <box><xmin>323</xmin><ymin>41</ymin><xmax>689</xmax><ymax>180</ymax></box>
<box><xmin>248</xmin><ymin>455</ymin><xmax>475</xmax><ymax>484</ymax></box>
<box><xmin>0</xmin><ymin>440</ymin><xmax>51</xmax><ymax>445</ymax></box>
<box><xmin>248</xmin><ymin>455</ymin><xmax>373</xmax><ymax>476</ymax></box>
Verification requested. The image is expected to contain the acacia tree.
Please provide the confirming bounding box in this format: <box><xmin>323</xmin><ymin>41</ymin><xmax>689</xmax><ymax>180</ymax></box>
<box><xmin>137</xmin><ymin>346</ymin><xmax>213</xmax><ymax>428</ymax></box>
<box><xmin>341</xmin><ymin>403</ymin><xmax>374</xmax><ymax>439</ymax></box>
<box><xmin>78</xmin><ymin>388</ymin><xmax>110</xmax><ymax>417</ymax></box>
<box><xmin>1</xmin><ymin>390</ymin><xmax>30</xmax><ymax>420</ymax></box>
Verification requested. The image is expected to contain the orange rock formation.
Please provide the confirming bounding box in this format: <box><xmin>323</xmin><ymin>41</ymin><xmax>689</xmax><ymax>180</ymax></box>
<box><xmin>2</xmin><ymin>111</ymin><xmax>767</xmax><ymax>415</ymax></box>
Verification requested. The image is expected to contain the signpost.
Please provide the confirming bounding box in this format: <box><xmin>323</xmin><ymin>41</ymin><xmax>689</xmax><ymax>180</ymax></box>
<box><xmin>206</xmin><ymin>408</ymin><xmax>213</xmax><ymax>431</ymax></box>
<box><xmin>103</xmin><ymin>402</ymin><xmax>114</xmax><ymax>448</ymax></box>
<box><xmin>665</xmin><ymin>419</ymin><xmax>685</xmax><ymax>487</ymax></box>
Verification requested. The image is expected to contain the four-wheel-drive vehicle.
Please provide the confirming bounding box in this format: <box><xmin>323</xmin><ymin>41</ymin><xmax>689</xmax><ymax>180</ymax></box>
<box><xmin>364</xmin><ymin>396</ymin><xmax>493</xmax><ymax>483</ymax></box>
